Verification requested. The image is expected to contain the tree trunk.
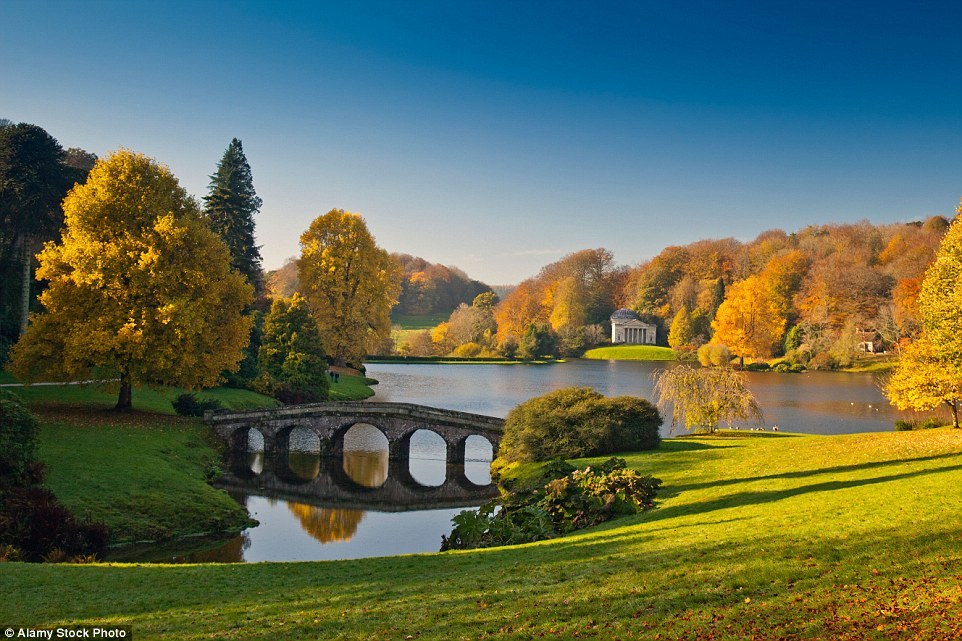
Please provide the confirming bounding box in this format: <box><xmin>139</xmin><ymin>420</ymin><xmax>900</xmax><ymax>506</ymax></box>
<box><xmin>18</xmin><ymin>234</ymin><xmax>32</xmax><ymax>334</ymax></box>
<box><xmin>116</xmin><ymin>369</ymin><xmax>132</xmax><ymax>411</ymax></box>
<box><xmin>949</xmin><ymin>400</ymin><xmax>960</xmax><ymax>429</ymax></box>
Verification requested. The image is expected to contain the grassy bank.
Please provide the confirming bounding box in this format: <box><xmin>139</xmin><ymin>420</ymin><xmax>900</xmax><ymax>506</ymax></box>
<box><xmin>36</xmin><ymin>411</ymin><xmax>256</xmax><ymax>543</ymax></box>
<box><xmin>327</xmin><ymin>373</ymin><xmax>377</xmax><ymax>400</ymax></box>
<box><xmin>365</xmin><ymin>356</ymin><xmax>560</xmax><ymax>365</ymax></box>
<box><xmin>1</xmin><ymin>375</ymin><xmax>380</xmax><ymax>546</ymax></box>
<box><xmin>582</xmin><ymin>344</ymin><xmax>676</xmax><ymax>361</ymax></box>
<box><xmin>3</xmin><ymin>429</ymin><xmax>962</xmax><ymax>638</ymax></box>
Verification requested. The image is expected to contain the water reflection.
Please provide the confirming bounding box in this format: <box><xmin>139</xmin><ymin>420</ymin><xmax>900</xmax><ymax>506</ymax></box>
<box><xmin>342</xmin><ymin>450</ymin><xmax>389</xmax><ymax>488</ymax></box>
<box><xmin>287</xmin><ymin>502</ymin><xmax>364</xmax><ymax>544</ymax></box>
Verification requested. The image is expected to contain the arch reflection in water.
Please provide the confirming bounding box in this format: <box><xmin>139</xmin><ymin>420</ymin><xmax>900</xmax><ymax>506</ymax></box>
<box><xmin>463</xmin><ymin>435</ymin><xmax>493</xmax><ymax>486</ymax></box>
<box><xmin>217</xmin><ymin>450</ymin><xmax>498</xmax><ymax>513</ymax></box>
<box><xmin>341</xmin><ymin>423</ymin><xmax>389</xmax><ymax>488</ymax></box>
<box><xmin>407</xmin><ymin>429</ymin><xmax>447</xmax><ymax>487</ymax></box>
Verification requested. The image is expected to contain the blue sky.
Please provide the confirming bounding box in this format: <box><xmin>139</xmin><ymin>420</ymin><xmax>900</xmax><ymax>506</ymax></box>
<box><xmin>2</xmin><ymin>1</ymin><xmax>960</xmax><ymax>284</ymax></box>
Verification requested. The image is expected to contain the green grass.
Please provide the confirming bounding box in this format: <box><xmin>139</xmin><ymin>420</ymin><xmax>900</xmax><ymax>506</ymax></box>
<box><xmin>3</xmin><ymin>429</ymin><xmax>962</xmax><ymax>638</ymax></box>
<box><xmin>365</xmin><ymin>356</ymin><xmax>560</xmax><ymax>365</ymax></box>
<box><xmin>327</xmin><ymin>373</ymin><xmax>377</xmax><ymax>400</ymax></box>
<box><xmin>36</xmin><ymin>412</ymin><xmax>255</xmax><ymax>543</ymax></box>
<box><xmin>841</xmin><ymin>355</ymin><xmax>898</xmax><ymax>373</ymax></box>
<box><xmin>390</xmin><ymin>313</ymin><xmax>450</xmax><ymax>330</ymax></box>
<box><xmin>582</xmin><ymin>344</ymin><xmax>677</xmax><ymax>361</ymax></box>
<box><xmin>3</xmin><ymin>376</ymin><xmax>280</xmax><ymax>415</ymax></box>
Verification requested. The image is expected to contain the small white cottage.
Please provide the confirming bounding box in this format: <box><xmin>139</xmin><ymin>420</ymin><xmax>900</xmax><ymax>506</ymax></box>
<box><xmin>610</xmin><ymin>309</ymin><xmax>657</xmax><ymax>345</ymax></box>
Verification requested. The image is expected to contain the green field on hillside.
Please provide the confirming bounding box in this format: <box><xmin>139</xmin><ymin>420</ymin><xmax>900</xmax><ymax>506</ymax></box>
<box><xmin>3</xmin><ymin>428</ymin><xmax>962</xmax><ymax>639</ymax></box>
<box><xmin>391</xmin><ymin>313</ymin><xmax>450</xmax><ymax>330</ymax></box>
<box><xmin>582</xmin><ymin>344</ymin><xmax>677</xmax><ymax>361</ymax></box>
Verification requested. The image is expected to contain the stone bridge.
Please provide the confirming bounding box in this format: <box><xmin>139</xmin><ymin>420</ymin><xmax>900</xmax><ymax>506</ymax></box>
<box><xmin>216</xmin><ymin>453</ymin><xmax>499</xmax><ymax>512</ymax></box>
<box><xmin>205</xmin><ymin>402</ymin><xmax>504</xmax><ymax>465</ymax></box>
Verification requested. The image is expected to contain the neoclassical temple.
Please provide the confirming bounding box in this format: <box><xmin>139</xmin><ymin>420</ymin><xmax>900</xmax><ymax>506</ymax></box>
<box><xmin>610</xmin><ymin>308</ymin><xmax>657</xmax><ymax>345</ymax></box>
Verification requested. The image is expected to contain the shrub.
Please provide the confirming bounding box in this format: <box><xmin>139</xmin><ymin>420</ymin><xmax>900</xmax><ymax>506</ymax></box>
<box><xmin>172</xmin><ymin>392</ymin><xmax>225</xmax><ymax>417</ymax></box>
<box><xmin>0</xmin><ymin>487</ymin><xmax>109</xmax><ymax>562</ymax></box>
<box><xmin>0</xmin><ymin>391</ymin><xmax>39</xmax><ymax>491</ymax></box>
<box><xmin>498</xmin><ymin>387</ymin><xmax>661</xmax><ymax>463</ymax></box>
<box><xmin>442</xmin><ymin>457</ymin><xmax>661</xmax><ymax>550</ymax></box>
<box><xmin>0</xmin><ymin>394</ymin><xmax>109</xmax><ymax>563</ymax></box>
<box><xmin>697</xmin><ymin>343</ymin><xmax>731</xmax><ymax>367</ymax></box>
<box><xmin>450</xmin><ymin>342</ymin><xmax>482</xmax><ymax>358</ymax></box>
<box><xmin>808</xmin><ymin>353</ymin><xmax>837</xmax><ymax>371</ymax></box>
<box><xmin>744</xmin><ymin>362</ymin><xmax>770</xmax><ymax>371</ymax></box>
<box><xmin>895</xmin><ymin>417</ymin><xmax>949</xmax><ymax>431</ymax></box>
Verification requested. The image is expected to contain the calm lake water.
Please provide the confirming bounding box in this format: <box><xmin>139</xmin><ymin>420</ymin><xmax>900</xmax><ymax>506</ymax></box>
<box><xmin>116</xmin><ymin>359</ymin><xmax>931</xmax><ymax>563</ymax></box>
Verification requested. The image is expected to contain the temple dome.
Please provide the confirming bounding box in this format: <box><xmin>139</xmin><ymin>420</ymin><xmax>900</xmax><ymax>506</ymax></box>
<box><xmin>610</xmin><ymin>308</ymin><xmax>640</xmax><ymax>321</ymax></box>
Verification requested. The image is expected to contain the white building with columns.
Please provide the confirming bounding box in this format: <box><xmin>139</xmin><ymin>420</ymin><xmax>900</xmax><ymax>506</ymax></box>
<box><xmin>610</xmin><ymin>308</ymin><xmax>657</xmax><ymax>345</ymax></box>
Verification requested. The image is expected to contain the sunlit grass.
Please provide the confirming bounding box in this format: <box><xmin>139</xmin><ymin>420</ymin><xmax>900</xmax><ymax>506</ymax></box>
<box><xmin>582</xmin><ymin>344</ymin><xmax>676</xmax><ymax>361</ymax></box>
<box><xmin>391</xmin><ymin>313</ymin><xmax>450</xmax><ymax>330</ymax></box>
<box><xmin>3</xmin><ymin>429</ymin><xmax>962</xmax><ymax>638</ymax></box>
<box><xmin>327</xmin><ymin>374</ymin><xmax>376</xmax><ymax>400</ymax></box>
<box><xmin>38</xmin><ymin>416</ymin><xmax>254</xmax><ymax>543</ymax></box>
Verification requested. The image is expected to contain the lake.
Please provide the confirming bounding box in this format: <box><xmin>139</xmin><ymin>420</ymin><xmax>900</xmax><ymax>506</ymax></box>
<box><xmin>115</xmin><ymin>359</ymin><xmax>929</xmax><ymax>563</ymax></box>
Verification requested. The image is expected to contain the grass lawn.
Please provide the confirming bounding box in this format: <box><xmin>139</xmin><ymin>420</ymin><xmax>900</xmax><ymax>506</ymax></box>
<box><xmin>3</xmin><ymin>429</ymin><xmax>962</xmax><ymax>638</ymax></box>
<box><xmin>36</xmin><ymin>412</ymin><xmax>256</xmax><ymax>543</ymax></box>
<box><xmin>327</xmin><ymin>373</ymin><xmax>377</xmax><ymax>400</ymax></box>
<box><xmin>391</xmin><ymin>313</ymin><xmax>450</xmax><ymax>330</ymax></box>
<box><xmin>3</xmin><ymin>377</ymin><xmax>280</xmax><ymax>414</ymax></box>
<box><xmin>841</xmin><ymin>355</ymin><xmax>898</xmax><ymax>373</ymax></box>
<box><xmin>582</xmin><ymin>344</ymin><xmax>677</xmax><ymax>361</ymax></box>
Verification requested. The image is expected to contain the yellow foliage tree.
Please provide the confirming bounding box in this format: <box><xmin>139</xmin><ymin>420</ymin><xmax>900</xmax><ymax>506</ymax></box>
<box><xmin>494</xmin><ymin>280</ymin><xmax>546</xmax><ymax>347</ymax></box>
<box><xmin>10</xmin><ymin>150</ymin><xmax>253</xmax><ymax>409</ymax></box>
<box><xmin>711</xmin><ymin>274</ymin><xmax>786</xmax><ymax>363</ymax></box>
<box><xmin>548</xmin><ymin>276</ymin><xmax>587</xmax><ymax>331</ymax></box>
<box><xmin>887</xmin><ymin>202</ymin><xmax>962</xmax><ymax>428</ymax></box>
<box><xmin>886</xmin><ymin>338</ymin><xmax>961</xmax><ymax>428</ymax></box>
<box><xmin>297</xmin><ymin>209</ymin><xmax>402</xmax><ymax>364</ymax></box>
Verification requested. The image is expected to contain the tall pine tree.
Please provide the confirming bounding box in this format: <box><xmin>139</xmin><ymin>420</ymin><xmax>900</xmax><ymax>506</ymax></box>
<box><xmin>204</xmin><ymin>138</ymin><xmax>264</xmax><ymax>298</ymax></box>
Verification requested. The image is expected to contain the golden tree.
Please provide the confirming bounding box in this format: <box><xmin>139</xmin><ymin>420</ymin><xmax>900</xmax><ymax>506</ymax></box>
<box><xmin>297</xmin><ymin>209</ymin><xmax>401</xmax><ymax>364</ymax></box>
<box><xmin>10</xmin><ymin>150</ymin><xmax>253</xmax><ymax>409</ymax></box>
<box><xmin>710</xmin><ymin>275</ymin><xmax>786</xmax><ymax>363</ymax></box>
<box><xmin>886</xmin><ymin>338</ymin><xmax>961</xmax><ymax>428</ymax></box>
<box><xmin>886</xmin><ymin>201</ymin><xmax>962</xmax><ymax>428</ymax></box>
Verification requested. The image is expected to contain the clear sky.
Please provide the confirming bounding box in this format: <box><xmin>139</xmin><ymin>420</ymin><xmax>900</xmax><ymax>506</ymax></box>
<box><xmin>2</xmin><ymin>1</ymin><xmax>960</xmax><ymax>284</ymax></box>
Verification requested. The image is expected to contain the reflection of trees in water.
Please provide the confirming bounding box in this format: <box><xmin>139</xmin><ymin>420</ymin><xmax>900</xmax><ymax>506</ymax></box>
<box><xmin>287</xmin><ymin>452</ymin><xmax>321</xmax><ymax>480</ymax></box>
<box><xmin>342</xmin><ymin>450</ymin><xmax>388</xmax><ymax>488</ymax></box>
<box><xmin>287</xmin><ymin>502</ymin><xmax>364</xmax><ymax>543</ymax></box>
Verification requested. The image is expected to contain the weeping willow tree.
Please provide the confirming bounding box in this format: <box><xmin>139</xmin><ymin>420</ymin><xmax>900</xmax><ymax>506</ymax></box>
<box><xmin>653</xmin><ymin>364</ymin><xmax>762</xmax><ymax>433</ymax></box>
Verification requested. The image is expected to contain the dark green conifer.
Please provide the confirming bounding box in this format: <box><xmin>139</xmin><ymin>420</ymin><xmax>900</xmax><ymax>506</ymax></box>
<box><xmin>204</xmin><ymin>138</ymin><xmax>264</xmax><ymax>296</ymax></box>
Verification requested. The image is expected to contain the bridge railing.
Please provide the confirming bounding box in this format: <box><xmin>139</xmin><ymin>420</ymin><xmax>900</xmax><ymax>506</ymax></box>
<box><xmin>205</xmin><ymin>401</ymin><xmax>504</xmax><ymax>433</ymax></box>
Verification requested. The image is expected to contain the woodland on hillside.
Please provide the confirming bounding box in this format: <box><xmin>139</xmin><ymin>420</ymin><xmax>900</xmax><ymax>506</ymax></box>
<box><xmin>394</xmin><ymin>216</ymin><xmax>954</xmax><ymax>367</ymax></box>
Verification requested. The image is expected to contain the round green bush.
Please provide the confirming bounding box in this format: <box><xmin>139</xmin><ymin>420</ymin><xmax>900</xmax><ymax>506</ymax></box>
<box><xmin>499</xmin><ymin>387</ymin><xmax>662</xmax><ymax>463</ymax></box>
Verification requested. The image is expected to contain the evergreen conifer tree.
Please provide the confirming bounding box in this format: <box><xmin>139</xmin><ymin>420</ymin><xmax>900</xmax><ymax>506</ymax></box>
<box><xmin>204</xmin><ymin>138</ymin><xmax>264</xmax><ymax>296</ymax></box>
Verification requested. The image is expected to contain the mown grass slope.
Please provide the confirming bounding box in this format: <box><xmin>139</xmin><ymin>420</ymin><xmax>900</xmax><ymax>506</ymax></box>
<box><xmin>2</xmin><ymin>429</ymin><xmax>961</xmax><ymax>639</ymax></box>
<box><xmin>582</xmin><ymin>344</ymin><xmax>676</xmax><ymax>361</ymax></box>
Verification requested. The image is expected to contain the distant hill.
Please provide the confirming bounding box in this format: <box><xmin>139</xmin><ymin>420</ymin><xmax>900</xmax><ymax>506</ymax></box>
<box><xmin>392</xmin><ymin>254</ymin><xmax>492</xmax><ymax>316</ymax></box>
<box><xmin>267</xmin><ymin>253</ymin><xmax>493</xmax><ymax>318</ymax></box>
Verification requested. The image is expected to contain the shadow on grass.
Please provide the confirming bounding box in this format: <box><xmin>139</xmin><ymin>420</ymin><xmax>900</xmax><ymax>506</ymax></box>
<box><xmin>669</xmin><ymin>451</ymin><xmax>962</xmax><ymax>494</ymax></box>
<box><xmin>650</xmin><ymin>461</ymin><xmax>962</xmax><ymax>523</ymax></box>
